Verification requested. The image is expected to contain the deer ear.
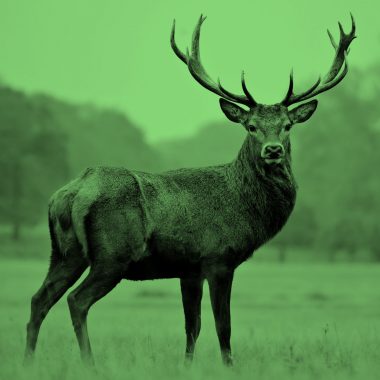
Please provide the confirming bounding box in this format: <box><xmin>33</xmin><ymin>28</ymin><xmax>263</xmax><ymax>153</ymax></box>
<box><xmin>219</xmin><ymin>98</ymin><xmax>247</xmax><ymax>123</ymax></box>
<box><xmin>288</xmin><ymin>100</ymin><xmax>318</xmax><ymax>124</ymax></box>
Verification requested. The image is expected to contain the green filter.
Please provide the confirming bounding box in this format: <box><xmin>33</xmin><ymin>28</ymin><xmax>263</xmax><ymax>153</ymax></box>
<box><xmin>0</xmin><ymin>1</ymin><xmax>379</xmax><ymax>379</ymax></box>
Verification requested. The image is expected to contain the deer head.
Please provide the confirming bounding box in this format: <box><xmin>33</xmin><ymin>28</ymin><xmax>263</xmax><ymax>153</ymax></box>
<box><xmin>171</xmin><ymin>15</ymin><xmax>356</xmax><ymax>165</ymax></box>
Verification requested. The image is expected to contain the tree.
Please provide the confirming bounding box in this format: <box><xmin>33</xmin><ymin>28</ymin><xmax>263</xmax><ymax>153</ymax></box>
<box><xmin>0</xmin><ymin>86</ymin><xmax>69</xmax><ymax>240</ymax></box>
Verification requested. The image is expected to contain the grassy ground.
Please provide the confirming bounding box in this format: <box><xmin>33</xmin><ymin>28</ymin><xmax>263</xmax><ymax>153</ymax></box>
<box><xmin>0</xmin><ymin>258</ymin><xmax>379</xmax><ymax>380</ymax></box>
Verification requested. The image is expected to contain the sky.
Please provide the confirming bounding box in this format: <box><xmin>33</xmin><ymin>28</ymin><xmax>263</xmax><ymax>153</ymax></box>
<box><xmin>0</xmin><ymin>0</ymin><xmax>378</xmax><ymax>142</ymax></box>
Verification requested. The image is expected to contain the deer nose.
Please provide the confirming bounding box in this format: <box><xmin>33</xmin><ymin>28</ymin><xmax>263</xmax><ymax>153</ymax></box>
<box><xmin>261</xmin><ymin>143</ymin><xmax>285</xmax><ymax>159</ymax></box>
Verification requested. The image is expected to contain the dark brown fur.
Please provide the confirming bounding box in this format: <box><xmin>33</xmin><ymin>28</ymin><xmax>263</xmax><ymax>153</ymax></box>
<box><xmin>25</xmin><ymin>125</ymin><xmax>298</xmax><ymax>366</ymax></box>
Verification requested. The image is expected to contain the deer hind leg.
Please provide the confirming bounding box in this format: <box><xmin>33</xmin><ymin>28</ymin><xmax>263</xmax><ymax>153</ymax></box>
<box><xmin>24</xmin><ymin>255</ymin><xmax>88</xmax><ymax>363</ymax></box>
<box><xmin>180</xmin><ymin>277</ymin><xmax>204</xmax><ymax>363</ymax></box>
<box><xmin>67</xmin><ymin>261</ymin><xmax>126</xmax><ymax>366</ymax></box>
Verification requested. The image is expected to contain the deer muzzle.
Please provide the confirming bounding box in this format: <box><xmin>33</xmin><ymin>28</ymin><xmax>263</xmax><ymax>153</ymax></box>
<box><xmin>261</xmin><ymin>143</ymin><xmax>285</xmax><ymax>164</ymax></box>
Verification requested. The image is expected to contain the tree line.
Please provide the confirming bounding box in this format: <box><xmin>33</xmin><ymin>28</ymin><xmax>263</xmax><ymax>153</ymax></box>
<box><xmin>0</xmin><ymin>61</ymin><xmax>379</xmax><ymax>261</ymax></box>
<box><xmin>0</xmin><ymin>84</ymin><xmax>160</xmax><ymax>240</ymax></box>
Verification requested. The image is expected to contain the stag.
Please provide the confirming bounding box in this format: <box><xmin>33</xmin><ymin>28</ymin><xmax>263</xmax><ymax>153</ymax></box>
<box><xmin>25</xmin><ymin>15</ymin><xmax>356</xmax><ymax>366</ymax></box>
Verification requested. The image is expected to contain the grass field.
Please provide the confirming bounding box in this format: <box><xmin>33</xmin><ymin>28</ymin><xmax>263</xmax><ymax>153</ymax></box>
<box><xmin>0</xmin><ymin>257</ymin><xmax>380</xmax><ymax>380</ymax></box>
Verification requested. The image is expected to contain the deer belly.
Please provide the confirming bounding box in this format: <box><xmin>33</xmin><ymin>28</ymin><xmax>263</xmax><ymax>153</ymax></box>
<box><xmin>124</xmin><ymin>255</ymin><xmax>201</xmax><ymax>280</ymax></box>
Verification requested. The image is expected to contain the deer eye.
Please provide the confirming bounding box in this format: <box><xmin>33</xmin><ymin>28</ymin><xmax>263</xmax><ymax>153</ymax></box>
<box><xmin>248</xmin><ymin>125</ymin><xmax>257</xmax><ymax>133</ymax></box>
<box><xmin>284</xmin><ymin>124</ymin><xmax>292</xmax><ymax>132</ymax></box>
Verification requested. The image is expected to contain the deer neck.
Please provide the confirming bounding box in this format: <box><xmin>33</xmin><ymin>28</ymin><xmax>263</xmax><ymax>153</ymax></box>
<box><xmin>226</xmin><ymin>135</ymin><xmax>297</xmax><ymax>242</ymax></box>
<box><xmin>229</xmin><ymin>134</ymin><xmax>297</xmax><ymax>207</ymax></box>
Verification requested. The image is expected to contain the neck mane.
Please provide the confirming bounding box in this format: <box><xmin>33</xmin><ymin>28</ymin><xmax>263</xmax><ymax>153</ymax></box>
<box><xmin>230</xmin><ymin>134</ymin><xmax>295</xmax><ymax>185</ymax></box>
<box><xmin>227</xmin><ymin>134</ymin><xmax>297</xmax><ymax>239</ymax></box>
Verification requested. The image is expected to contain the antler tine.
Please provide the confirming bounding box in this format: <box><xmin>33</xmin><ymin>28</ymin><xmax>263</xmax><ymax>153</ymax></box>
<box><xmin>241</xmin><ymin>71</ymin><xmax>257</xmax><ymax>106</ymax></box>
<box><xmin>190</xmin><ymin>14</ymin><xmax>207</xmax><ymax>61</ymax></box>
<box><xmin>282</xmin><ymin>70</ymin><xmax>294</xmax><ymax>106</ymax></box>
<box><xmin>350</xmin><ymin>12</ymin><xmax>356</xmax><ymax>36</ymax></box>
<box><xmin>282</xmin><ymin>14</ymin><xmax>356</xmax><ymax>107</ymax></box>
<box><xmin>282</xmin><ymin>70</ymin><xmax>322</xmax><ymax>106</ymax></box>
<box><xmin>338</xmin><ymin>21</ymin><xmax>345</xmax><ymax>37</ymax></box>
<box><xmin>171</xmin><ymin>15</ymin><xmax>256</xmax><ymax>106</ymax></box>
<box><xmin>327</xmin><ymin>29</ymin><xmax>337</xmax><ymax>50</ymax></box>
<box><xmin>170</xmin><ymin>19</ymin><xmax>188</xmax><ymax>64</ymax></box>
<box><xmin>217</xmin><ymin>78</ymin><xmax>244</xmax><ymax>102</ymax></box>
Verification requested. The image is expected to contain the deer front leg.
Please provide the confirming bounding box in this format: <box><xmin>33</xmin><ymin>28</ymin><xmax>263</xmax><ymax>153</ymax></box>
<box><xmin>207</xmin><ymin>270</ymin><xmax>234</xmax><ymax>366</ymax></box>
<box><xmin>180</xmin><ymin>277</ymin><xmax>204</xmax><ymax>363</ymax></box>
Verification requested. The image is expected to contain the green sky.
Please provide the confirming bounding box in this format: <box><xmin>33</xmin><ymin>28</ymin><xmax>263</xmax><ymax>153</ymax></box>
<box><xmin>0</xmin><ymin>0</ymin><xmax>377</xmax><ymax>142</ymax></box>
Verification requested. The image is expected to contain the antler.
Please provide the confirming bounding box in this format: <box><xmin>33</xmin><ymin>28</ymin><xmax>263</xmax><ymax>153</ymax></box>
<box><xmin>282</xmin><ymin>13</ymin><xmax>356</xmax><ymax>107</ymax></box>
<box><xmin>171</xmin><ymin>15</ymin><xmax>257</xmax><ymax>107</ymax></box>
